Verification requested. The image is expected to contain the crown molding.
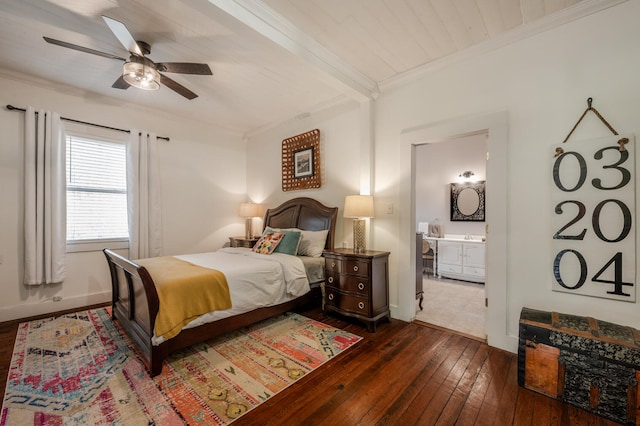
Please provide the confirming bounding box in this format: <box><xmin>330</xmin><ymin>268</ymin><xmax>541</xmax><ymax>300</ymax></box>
<box><xmin>243</xmin><ymin>94</ymin><xmax>355</xmax><ymax>139</ymax></box>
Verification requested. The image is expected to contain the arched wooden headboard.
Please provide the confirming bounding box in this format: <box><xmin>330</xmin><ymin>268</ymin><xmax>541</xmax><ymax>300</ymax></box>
<box><xmin>263</xmin><ymin>197</ymin><xmax>338</xmax><ymax>249</ymax></box>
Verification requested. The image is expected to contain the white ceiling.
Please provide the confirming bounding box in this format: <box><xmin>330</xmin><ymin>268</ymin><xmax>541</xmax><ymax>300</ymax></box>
<box><xmin>0</xmin><ymin>0</ymin><xmax>615</xmax><ymax>135</ymax></box>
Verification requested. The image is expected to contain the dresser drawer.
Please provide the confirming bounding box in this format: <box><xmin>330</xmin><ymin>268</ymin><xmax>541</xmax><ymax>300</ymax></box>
<box><xmin>325</xmin><ymin>289</ymin><xmax>370</xmax><ymax>316</ymax></box>
<box><xmin>345</xmin><ymin>259</ymin><xmax>369</xmax><ymax>277</ymax></box>
<box><xmin>325</xmin><ymin>257</ymin><xmax>342</xmax><ymax>273</ymax></box>
<box><xmin>325</xmin><ymin>273</ymin><xmax>369</xmax><ymax>296</ymax></box>
<box><xmin>325</xmin><ymin>257</ymin><xmax>370</xmax><ymax>278</ymax></box>
<box><xmin>229</xmin><ymin>236</ymin><xmax>259</xmax><ymax>248</ymax></box>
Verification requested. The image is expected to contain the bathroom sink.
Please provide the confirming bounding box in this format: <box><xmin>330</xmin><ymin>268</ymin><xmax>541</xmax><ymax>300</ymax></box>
<box><xmin>442</xmin><ymin>234</ymin><xmax>485</xmax><ymax>242</ymax></box>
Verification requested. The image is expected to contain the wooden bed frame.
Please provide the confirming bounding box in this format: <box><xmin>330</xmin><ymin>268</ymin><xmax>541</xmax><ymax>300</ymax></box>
<box><xmin>103</xmin><ymin>197</ymin><xmax>338</xmax><ymax>376</ymax></box>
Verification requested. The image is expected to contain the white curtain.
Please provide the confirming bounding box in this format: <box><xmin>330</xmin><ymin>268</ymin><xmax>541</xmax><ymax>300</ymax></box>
<box><xmin>24</xmin><ymin>107</ymin><xmax>66</xmax><ymax>285</ymax></box>
<box><xmin>127</xmin><ymin>130</ymin><xmax>162</xmax><ymax>259</ymax></box>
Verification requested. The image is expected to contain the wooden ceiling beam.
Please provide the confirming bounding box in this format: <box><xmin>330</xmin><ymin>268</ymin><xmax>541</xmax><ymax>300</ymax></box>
<box><xmin>206</xmin><ymin>0</ymin><xmax>379</xmax><ymax>102</ymax></box>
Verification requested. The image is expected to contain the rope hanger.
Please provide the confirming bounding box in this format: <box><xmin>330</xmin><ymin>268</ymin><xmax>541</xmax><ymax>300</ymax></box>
<box><xmin>555</xmin><ymin>98</ymin><xmax>628</xmax><ymax>157</ymax></box>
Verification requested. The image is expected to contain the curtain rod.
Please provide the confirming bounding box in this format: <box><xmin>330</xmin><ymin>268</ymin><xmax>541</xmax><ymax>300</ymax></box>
<box><xmin>5</xmin><ymin>104</ymin><xmax>170</xmax><ymax>142</ymax></box>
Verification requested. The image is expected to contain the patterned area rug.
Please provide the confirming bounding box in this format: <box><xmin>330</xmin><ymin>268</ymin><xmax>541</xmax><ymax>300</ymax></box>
<box><xmin>1</xmin><ymin>308</ymin><xmax>361</xmax><ymax>425</ymax></box>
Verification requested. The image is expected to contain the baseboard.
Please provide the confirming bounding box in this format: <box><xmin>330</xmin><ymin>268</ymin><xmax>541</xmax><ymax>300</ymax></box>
<box><xmin>0</xmin><ymin>291</ymin><xmax>111</xmax><ymax>322</ymax></box>
<box><xmin>389</xmin><ymin>304</ymin><xmax>407</xmax><ymax>322</ymax></box>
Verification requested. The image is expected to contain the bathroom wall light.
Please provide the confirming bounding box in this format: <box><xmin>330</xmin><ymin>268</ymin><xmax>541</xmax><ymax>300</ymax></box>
<box><xmin>459</xmin><ymin>171</ymin><xmax>475</xmax><ymax>180</ymax></box>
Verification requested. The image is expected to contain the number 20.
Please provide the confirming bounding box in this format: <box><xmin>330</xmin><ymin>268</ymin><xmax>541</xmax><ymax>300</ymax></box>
<box><xmin>553</xmin><ymin>199</ymin><xmax>631</xmax><ymax>242</ymax></box>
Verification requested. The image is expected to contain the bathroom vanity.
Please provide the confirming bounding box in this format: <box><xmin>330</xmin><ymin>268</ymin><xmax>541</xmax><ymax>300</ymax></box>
<box><xmin>436</xmin><ymin>235</ymin><xmax>485</xmax><ymax>283</ymax></box>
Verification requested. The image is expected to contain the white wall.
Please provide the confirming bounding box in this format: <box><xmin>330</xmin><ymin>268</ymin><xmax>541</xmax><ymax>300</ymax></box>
<box><xmin>0</xmin><ymin>72</ymin><xmax>246</xmax><ymax>321</ymax></box>
<box><xmin>415</xmin><ymin>133</ymin><xmax>487</xmax><ymax>236</ymax></box>
<box><xmin>245</xmin><ymin>100</ymin><xmax>364</xmax><ymax>246</ymax></box>
<box><xmin>375</xmin><ymin>1</ymin><xmax>640</xmax><ymax>352</ymax></box>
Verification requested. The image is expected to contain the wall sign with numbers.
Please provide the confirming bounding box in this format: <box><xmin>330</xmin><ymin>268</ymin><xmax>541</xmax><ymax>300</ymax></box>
<box><xmin>551</xmin><ymin>135</ymin><xmax>635</xmax><ymax>301</ymax></box>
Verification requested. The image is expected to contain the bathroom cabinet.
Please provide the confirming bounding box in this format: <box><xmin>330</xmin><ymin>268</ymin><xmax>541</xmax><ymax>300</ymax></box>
<box><xmin>437</xmin><ymin>240</ymin><xmax>485</xmax><ymax>283</ymax></box>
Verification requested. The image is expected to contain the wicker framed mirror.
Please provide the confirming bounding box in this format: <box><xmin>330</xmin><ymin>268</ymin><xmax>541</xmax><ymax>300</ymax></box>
<box><xmin>282</xmin><ymin>129</ymin><xmax>321</xmax><ymax>191</ymax></box>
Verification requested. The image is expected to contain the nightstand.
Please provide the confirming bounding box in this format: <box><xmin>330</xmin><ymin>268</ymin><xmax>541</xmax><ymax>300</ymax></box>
<box><xmin>323</xmin><ymin>248</ymin><xmax>390</xmax><ymax>332</ymax></box>
<box><xmin>229</xmin><ymin>236</ymin><xmax>259</xmax><ymax>248</ymax></box>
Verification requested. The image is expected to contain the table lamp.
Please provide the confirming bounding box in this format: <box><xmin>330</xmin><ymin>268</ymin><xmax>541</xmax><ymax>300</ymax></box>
<box><xmin>344</xmin><ymin>195</ymin><xmax>374</xmax><ymax>253</ymax></box>
<box><xmin>239</xmin><ymin>202</ymin><xmax>262</xmax><ymax>239</ymax></box>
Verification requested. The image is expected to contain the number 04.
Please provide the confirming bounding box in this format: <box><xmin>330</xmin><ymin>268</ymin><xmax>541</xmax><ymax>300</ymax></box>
<box><xmin>554</xmin><ymin>250</ymin><xmax>632</xmax><ymax>296</ymax></box>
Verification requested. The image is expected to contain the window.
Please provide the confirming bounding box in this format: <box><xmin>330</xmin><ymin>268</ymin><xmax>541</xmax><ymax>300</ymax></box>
<box><xmin>66</xmin><ymin>133</ymin><xmax>128</xmax><ymax>251</ymax></box>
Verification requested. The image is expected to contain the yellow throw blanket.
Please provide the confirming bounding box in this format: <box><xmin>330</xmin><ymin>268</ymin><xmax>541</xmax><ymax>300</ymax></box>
<box><xmin>136</xmin><ymin>256</ymin><xmax>232</xmax><ymax>340</ymax></box>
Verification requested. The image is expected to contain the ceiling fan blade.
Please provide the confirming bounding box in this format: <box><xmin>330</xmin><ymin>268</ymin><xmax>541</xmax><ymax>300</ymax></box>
<box><xmin>102</xmin><ymin>15</ymin><xmax>143</xmax><ymax>56</ymax></box>
<box><xmin>112</xmin><ymin>75</ymin><xmax>130</xmax><ymax>89</ymax></box>
<box><xmin>160</xmin><ymin>74</ymin><xmax>198</xmax><ymax>100</ymax></box>
<box><xmin>43</xmin><ymin>37</ymin><xmax>127</xmax><ymax>61</ymax></box>
<box><xmin>156</xmin><ymin>62</ymin><xmax>212</xmax><ymax>75</ymax></box>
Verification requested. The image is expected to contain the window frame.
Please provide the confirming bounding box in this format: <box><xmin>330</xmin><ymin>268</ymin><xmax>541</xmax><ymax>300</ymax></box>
<box><xmin>64</xmin><ymin>122</ymin><xmax>129</xmax><ymax>253</ymax></box>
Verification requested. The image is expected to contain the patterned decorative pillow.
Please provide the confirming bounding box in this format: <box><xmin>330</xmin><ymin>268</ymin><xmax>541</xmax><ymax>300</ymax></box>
<box><xmin>252</xmin><ymin>232</ymin><xmax>284</xmax><ymax>255</ymax></box>
<box><xmin>263</xmin><ymin>227</ymin><xmax>302</xmax><ymax>255</ymax></box>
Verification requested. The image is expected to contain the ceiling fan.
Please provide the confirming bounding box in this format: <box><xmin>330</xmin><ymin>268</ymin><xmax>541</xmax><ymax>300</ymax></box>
<box><xmin>43</xmin><ymin>16</ymin><xmax>212</xmax><ymax>100</ymax></box>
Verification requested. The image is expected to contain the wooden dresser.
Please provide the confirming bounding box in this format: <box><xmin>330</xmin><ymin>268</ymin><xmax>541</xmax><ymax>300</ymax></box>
<box><xmin>323</xmin><ymin>248</ymin><xmax>390</xmax><ymax>332</ymax></box>
<box><xmin>228</xmin><ymin>236</ymin><xmax>259</xmax><ymax>248</ymax></box>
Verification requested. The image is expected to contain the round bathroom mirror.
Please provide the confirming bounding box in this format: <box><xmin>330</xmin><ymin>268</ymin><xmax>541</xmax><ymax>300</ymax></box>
<box><xmin>457</xmin><ymin>188</ymin><xmax>480</xmax><ymax>215</ymax></box>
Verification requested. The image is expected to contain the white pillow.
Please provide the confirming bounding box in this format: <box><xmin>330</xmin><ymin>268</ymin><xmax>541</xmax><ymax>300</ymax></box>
<box><xmin>297</xmin><ymin>229</ymin><xmax>329</xmax><ymax>257</ymax></box>
<box><xmin>265</xmin><ymin>226</ymin><xmax>329</xmax><ymax>257</ymax></box>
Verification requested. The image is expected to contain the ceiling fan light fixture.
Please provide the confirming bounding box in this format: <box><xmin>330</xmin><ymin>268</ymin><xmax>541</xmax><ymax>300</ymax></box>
<box><xmin>122</xmin><ymin>61</ymin><xmax>160</xmax><ymax>90</ymax></box>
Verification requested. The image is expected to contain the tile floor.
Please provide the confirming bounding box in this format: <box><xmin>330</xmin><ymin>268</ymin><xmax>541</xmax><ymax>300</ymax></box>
<box><xmin>414</xmin><ymin>274</ymin><xmax>486</xmax><ymax>340</ymax></box>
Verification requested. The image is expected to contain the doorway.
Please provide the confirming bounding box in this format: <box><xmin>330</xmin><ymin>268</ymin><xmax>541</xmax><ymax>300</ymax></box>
<box><xmin>398</xmin><ymin>110</ymin><xmax>508</xmax><ymax>350</ymax></box>
<box><xmin>413</xmin><ymin>132</ymin><xmax>487</xmax><ymax>340</ymax></box>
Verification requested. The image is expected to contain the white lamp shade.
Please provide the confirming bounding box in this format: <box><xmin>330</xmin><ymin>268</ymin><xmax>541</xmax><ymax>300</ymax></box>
<box><xmin>344</xmin><ymin>195</ymin><xmax>374</xmax><ymax>218</ymax></box>
<box><xmin>239</xmin><ymin>202</ymin><xmax>261</xmax><ymax>218</ymax></box>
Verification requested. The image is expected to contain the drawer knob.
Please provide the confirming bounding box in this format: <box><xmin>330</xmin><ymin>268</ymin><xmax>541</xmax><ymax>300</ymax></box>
<box><xmin>353</xmin><ymin>266</ymin><xmax>359</xmax><ymax>272</ymax></box>
<box><xmin>328</xmin><ymin>277</ymin><xmax>334</xmax><ymax>284</ymax></box>
<box><xmin>358</xmin><ymin>302</ymin><xmax>365</xmax><ymax>310</ymax></box>
<box><xmin>357</xmin><ymin>282</ymin><xmax>365</xmax><ymax>291</ymax></box>
<box><xmin>328</xmin><ymin>293</ymin><xmax>334</xmax><ymax>301</ymax></box>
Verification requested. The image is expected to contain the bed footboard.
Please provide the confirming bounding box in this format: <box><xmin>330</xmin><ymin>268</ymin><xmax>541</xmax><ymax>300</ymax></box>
<box><xmin>103</xmin><ymin>249</ymin><xmax>321</xmax><ymax>377</ymax></box>
<box><xmin>103</xmin><ymin>249</ymin><xmax>166</xmax><ymax>375</ymax></box>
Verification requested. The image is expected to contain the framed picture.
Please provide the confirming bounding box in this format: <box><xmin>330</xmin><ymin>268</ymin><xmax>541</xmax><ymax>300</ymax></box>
<box><xmin>294</xmin><ymin>147</ymin><xmax>314</xmax><ymax>178</ymax></box>
<box><xmin>282</xmin><ymin>129</ymin><xmax>321</xmax><ymax>191</ymax></box>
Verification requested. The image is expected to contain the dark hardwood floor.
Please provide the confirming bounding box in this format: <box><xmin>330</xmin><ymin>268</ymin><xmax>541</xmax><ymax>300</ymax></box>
<box><xmin>0</xmin><ymin>304</ymin><xmax>622</xmax><ymax>425</ymax></box>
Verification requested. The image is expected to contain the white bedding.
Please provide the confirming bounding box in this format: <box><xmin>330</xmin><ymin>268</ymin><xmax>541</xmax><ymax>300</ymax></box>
<box><xmin>151</xmin><ymin>247</ymin><xmax>310</xmax><ymax>345</ymax></box>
